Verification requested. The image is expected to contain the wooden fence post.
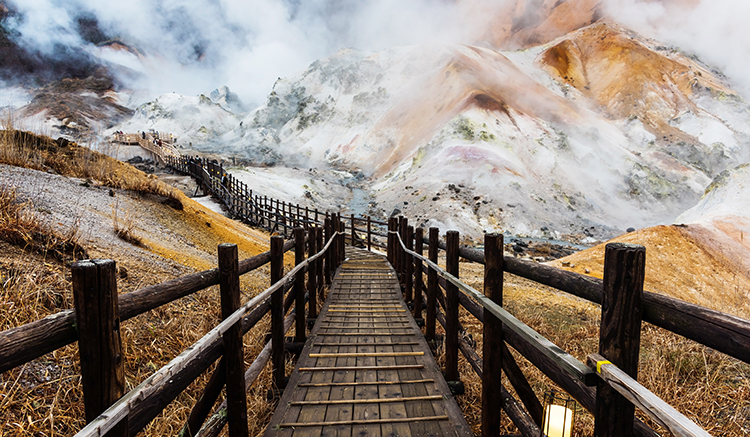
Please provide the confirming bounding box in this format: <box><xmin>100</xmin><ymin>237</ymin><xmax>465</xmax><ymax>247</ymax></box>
<box><xmin>294</xmin><ymin>228</ymin><xmax>306</xmax><ymax>343</ymax></box>
<box><xmin>398</xmin><ymin>216</ymin><xmax>407</xmax><ymax>290</ymax></box>
<box><xmin>308</xmin><ymin>227</ymin><xmax>318</xmax><ymax>320</ymax></box>
<box><xmin>367</xmin><ymin>216</ymin><xmax>372</xmax><ymax>251</ymax></box>
<box><xmin>414</xmin><ymin>227</ymin><xmax>424</xmax><ymax>322</ymax></box>
<box><xmin>595</xmin><ymin>243</ymin><xmax>646</xmax><ymax>437</ymax></box>
<box><xmin>333</xmin><ymin>213</ymin><xmax>345</xmax><ymax>270</ymax></box>
<box><xmin>338</xmin><ymin>214</ymin><xmax>345</xmax><ymax>268</ymax></box>
<box><xmin>483</xmin><ymin>234</ymin><xmax>504</xmax><ymax>437</ymax></box>
<box><xmin>324</xmin><ymin>217</ymin><xmax>332</xmax><ymax>285</ymax></box>
<box><xmin>72</xmin><ymin>259</ymin><xmax>127</xmax><ymax>436</ymax></box>
<box><xmin>332</xmin><ymin>214</ymin><xmax>338</xmax><ymax>269</ymax></box>
<box><xmin>426</xmin><ymin>227</ymin><xmax>439</xmax><ymax>342</ymax></box>
<box><xmin>316</xmin><ymin>226</ymin><xmax>324</xmax><ymax>303</ymax></box>
<box><xmin>387</xmin><ymin>217</ymin><xmax>397</xmax><ymax>264</ymax></box>
<box><xmin>270</xmin><ymin>236</ymin><xmax>286</xmax><ymax>391</ymax></box>
<box><xmin>219</xmin><ymin>244</ymin><xmax>249</xmax><ymax>437</ymax></box>
<box><xmin>445</xmin><ymin>230</ymin><xmax>460</xmax><ymax>383</ymax></box>
<box><xmin>405</xmin><ymin>225</ymin><xmax>414</xmax><ymax>304</ymax></box>
<box><xmin>351</xmin><ymin>214</ymin><xmax>355</xmax><ymax>247</ymax></box>
<box><xmin>263</xmin><ymin>196</ymin><xmax>268</xmax><ymax>228</ymax></box>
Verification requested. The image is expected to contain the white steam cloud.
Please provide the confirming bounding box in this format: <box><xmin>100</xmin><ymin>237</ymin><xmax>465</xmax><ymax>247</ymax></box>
<box><xmin>603</xmin><ymin>0</ymin><xmax>750</xmax><ymax>97</ymax></box>
<box><xmin>4</xmin><ymin>0</ymin><xmax>750</xmax><ymax>108</ymax></box>
<box><xmin>4</xmin><ymin>0</ymin><xmax>470</xmax><ymax>107</ymax></box>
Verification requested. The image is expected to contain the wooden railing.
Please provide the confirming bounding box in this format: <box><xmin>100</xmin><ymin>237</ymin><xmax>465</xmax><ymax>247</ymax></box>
<box><xmin>386</xmin><ymin>216</ymin><xmax>750</xmax><ymax>437</ymax></box>
<box><xmin>112</xmin><ymin>132</ymin><xmax>179</xmax><ymax>164</ymax></box>
<box><xmin>20</xmin><ymin>140</ymin><xmax>742</xmax><ymax>436</ymax></box>
<box><xmin>0</xmin><ymin>212</ymin><xmax>350</xmax><ymax>436</ymax></box>
<box><xmin>164</xmin><ymin>151</ymin><xmax>749</xmax><ymax>436</ymax></box>
<box><xmin>165</xmin><ymin>155</ymin><xmax>388</xmax><ymax>245</ymax></box>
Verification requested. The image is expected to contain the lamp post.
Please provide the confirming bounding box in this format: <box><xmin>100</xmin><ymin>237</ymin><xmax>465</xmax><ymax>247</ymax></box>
<box><xmin>540</xmin><ymin>390</ymin><xmax>576</xmax><ymax>437</ymax></box>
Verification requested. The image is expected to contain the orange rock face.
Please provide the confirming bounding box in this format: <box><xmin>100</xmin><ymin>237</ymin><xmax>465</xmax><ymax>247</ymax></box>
<box><xmin>535</xmin><ymin>22</ymin><xmax>729</xmax><ymax>138</ymax></box>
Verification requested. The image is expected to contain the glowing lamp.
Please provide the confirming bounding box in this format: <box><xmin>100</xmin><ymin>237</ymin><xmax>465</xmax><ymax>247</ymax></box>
<box><xmin>541</xmin><ymin>390</ymin><xmax>576</xmax><ymax>437</ymax></box>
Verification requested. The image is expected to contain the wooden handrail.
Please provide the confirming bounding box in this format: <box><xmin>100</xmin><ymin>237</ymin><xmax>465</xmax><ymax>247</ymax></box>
<box><xmin>588</xmin><ymin>353</ymin><xmax>712</xmax><ymax>437</ymax></box>
<box><xmin>72</xmin><ymin>230</ymin><xmax>342</xmax><ymax>437</ymax></box>
<box><xmin>0</xmin><ymin>240</ymin><xmax>295</xmax><ymax>373</ymax></box>
<box><xmin>393</xmin><ymin>230</ymin><xmax>597</xmax><ymax>386</ymax></box>
<box><xmin>453</xmin><ymin>245</ymin><xmax>750</xmax><ymax>365</ymax></box>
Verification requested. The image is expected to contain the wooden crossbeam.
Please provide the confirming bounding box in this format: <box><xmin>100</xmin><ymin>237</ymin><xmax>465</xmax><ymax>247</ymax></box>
<box><xmin>315</xmin><ymin>332</ymin><xmax>414</xmax><ymax>336</ymax></box>
<box><xmin>298</xmin><ymin>379</ymin><xmax>434</xmax><ymax>387</ymax></box>
<box><xmin>278</xmin><ymin>415</ymin><xmax>449</xmax><ymax>428</ymax></box>
<box><xmin>313</xmin><ymin>342</ymin><xmax>419</xmax><ymax>346</ymax></box>
<box><xmin>290</xmin><ymin>395</ymin><xmax>443</xmax><ymax>406</ymax></box>
<box><xmin>323</xmin><ymin>314</ymin><xmax>407</xmax><ymax>318</ymax></box>
<box><xmin>309</xmin><ymin>352</ymin><xmax>424</xmax><ymax>358</ymax></box>
<box><xmin>328</xmin><ymin>309</ymin><xmax>405</xmax><ymax>313</ymax></box>
<box><xmin>329</xmin><ymin>305</ymin><xmax>402</xmax><ymax>308</ymax></box>
<box><xmin>299</xmin><ymin>365</ymin><xmax>424</xmax><ymax>371</ymax></box>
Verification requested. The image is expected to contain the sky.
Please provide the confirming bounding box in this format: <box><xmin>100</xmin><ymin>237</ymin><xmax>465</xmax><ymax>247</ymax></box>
<box><xmin>3</xmin><ymin>0</ymin><xmax>749</xmax><ymax>108</ymax></box>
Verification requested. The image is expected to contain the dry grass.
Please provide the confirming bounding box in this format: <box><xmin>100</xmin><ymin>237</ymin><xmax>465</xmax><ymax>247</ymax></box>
<box><xmin>111</xmin><ymin>200</ymin><xmax>144</xmax><ymax>247</ymax></box>
<box><xmin>0</xmin><ymin>126</ymin><xmax>182</xmax><ymax>205</ymax></box>
<box><xmin>0</xmin><ymin>126</ymin><xmax>292</xmax><ymax>436</ymax></box>
<box><xmin>452</xmin><ymin>260</ymin><xmax>750</xmax><ymax>436</ymax></box>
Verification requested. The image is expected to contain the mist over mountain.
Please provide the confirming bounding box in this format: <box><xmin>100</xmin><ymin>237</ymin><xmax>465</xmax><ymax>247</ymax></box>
<box><xmin>2</xmin><ymin>0</ymin><xmax>750</xmax><ymax>244</ymax></box>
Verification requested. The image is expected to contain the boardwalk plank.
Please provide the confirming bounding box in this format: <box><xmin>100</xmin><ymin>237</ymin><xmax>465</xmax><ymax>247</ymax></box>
<box><xmin>265</xmin><ymin>247</ymin><xmax>471</xmax><ymax>437</ymax></box>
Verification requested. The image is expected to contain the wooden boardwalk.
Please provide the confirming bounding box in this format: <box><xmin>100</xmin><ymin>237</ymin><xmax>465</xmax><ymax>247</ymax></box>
<box><xmin>265</xmin><ymin>247</ymin><xmax>472</xmax><ymax>436</ymax></box>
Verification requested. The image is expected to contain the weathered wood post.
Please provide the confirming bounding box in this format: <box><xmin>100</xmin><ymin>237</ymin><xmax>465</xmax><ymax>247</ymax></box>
<box><xmin>405</xmin><ymin>225</ymin><xmax>414</xmax><ymax>303</ymax></box>
<box><xmin>414</xmin><ymin>227</ymin><xmax>424</xmax><ymax>323</ymax></box>
<box><xmin>445</xmin><ymin>230</ymin><xmax>460</xmax><ymax>383</ymax></box>
<box><xmin>594</xmin><ymin>243</ymin><xmax>646</xmax><ymax>437</ymax></box>
<box><xmin>331</xmin><ymin>213</ymin><xmax>339</xmax><ymax>271</ymax></box>
<box><xmin>387</xmin><ymin>217</ymin><xmax>397</xmax><ymax>264</ymax></box>
<box><xmin>426</xmin><ymin>227</ymin><xmax>439</xmax><ymax>342</ymax></box>
<box><xmin>351</xmin><ymin>214</ymin><xmax>355</xmax><ymax>247</ymax></box>
<box><xmin>398</xmin><ymin>216</ymin><xmax>408</xmax><ymax>290</ymax></box>
<box><xmin>281</xmin><ymin>201</ymin><xmax>288</xmax><ymax>236</ymax></box>
<box><xmin>483</xmin><ymin>234</ymin><xmax>504</xmax><ymax>437</ymax></box>
<box><xmin>324</xmin><ymin>217</ymin><xmax>332</xmax><ymax>285</ymax></box>
<box><xmin>340</xmin><ymin>214</ymin><xmax>346</xmax><ymax>264</ymax></box>
<box><xmin>294</xmin><ymin>228</ymin><xmax>306</xmax><ymax>343</ymax></box>
<box><xmin>316</xmin><ymin>226</ymin><xmax>324</xmax><ymax>303</ymax></box>
<box><xmin>72</xmin><ymin>259</ymin><xmax>127</xmax><ymax>436</ymax></box>
<box><xmin>338</xmin><ymin>214</ymin><xmax>345</xmax><ymax>267</ymax></box>
<box><xmin>367</xmin><ymin>216</ymin><xmax>372</xmax><ymax>251</ymax></box>
<box><xmin>218</xmin><ymin>244</ymin><xmax>249</xmax><ymax>437</ymax></box>
<box><xmin>263</xmin><ymin>196</ymin><xmax>268</xmax><ymax>228</ymax></box>
<box><xmin>270</xmin><ymin>236</ymin><xmax>286</xmax><ymax>391</ymax></box>
<box><xmin>330</xmin><ymin>213</ymin><xmax>338</xmax><ymax>271</ymax></box>
<box><xmin>304</xmin><ymin>207</ymin><xmax>309</xmax><ymax>230</ymax></box>
<box><xmin>308</xmin><ymin>227</ymin><xmax>318</xmax><ymax>320</ymax></box>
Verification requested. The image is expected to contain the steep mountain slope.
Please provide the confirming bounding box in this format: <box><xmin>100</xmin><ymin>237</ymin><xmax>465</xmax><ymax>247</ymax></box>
<box><xmin>220</xmin><ymin>21</ymin><xmax>748</xmax><ymax>241</ymax></box>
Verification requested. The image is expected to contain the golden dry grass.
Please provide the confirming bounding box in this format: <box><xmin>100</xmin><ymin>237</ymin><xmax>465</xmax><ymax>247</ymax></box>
<box><xmin>0</xmin><ymin>127</ymin><xmax>181</xmax><ymax>204</ymax></box>
<box><xmin>451</xmin><ymin>251</ymin><xmax>750</xmax><ymax>436</ymax></box>
<box><xmin>0</xmin><ymin>127</ymin><xmax>298</xmax><ymax>436</ymax></box>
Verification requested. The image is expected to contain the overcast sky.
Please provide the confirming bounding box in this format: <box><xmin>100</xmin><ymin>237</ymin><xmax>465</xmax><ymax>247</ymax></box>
<box><xmin>4</xmin><ymin>0</ymin><xmax>749</xmax><ymax>107</ymax></box>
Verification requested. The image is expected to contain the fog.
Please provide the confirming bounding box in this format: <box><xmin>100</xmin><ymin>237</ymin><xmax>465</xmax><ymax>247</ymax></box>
<box><xmin>3</xmin><ymin>0</ymin><xmax>748</xmax><ymax>108</ymax></box>
<box><xmin>3</xmin><ymin>0</ymin><xmax>471</xmax><ymax>107</ymax></box>
<box><xmin>604</xmin><ymin>0</ymin><xmax>750</xmax><ymax>97</ymax></box>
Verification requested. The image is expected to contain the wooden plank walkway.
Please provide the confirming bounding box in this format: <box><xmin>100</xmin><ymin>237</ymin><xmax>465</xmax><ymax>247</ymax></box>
<box><xmin>265</xmin><ymin>247</ymin><xmax>473</xmax><ymax>436</ymax></box>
